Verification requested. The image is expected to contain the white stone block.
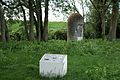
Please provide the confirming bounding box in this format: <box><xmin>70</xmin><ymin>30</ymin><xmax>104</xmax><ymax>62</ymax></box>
<box><xmin>39</xmin><ymin>54</ymin><xmax>67</xmax><ymax>77</ymax></box>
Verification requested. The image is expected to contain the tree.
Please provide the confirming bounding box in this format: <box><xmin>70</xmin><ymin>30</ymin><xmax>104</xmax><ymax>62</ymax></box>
<box><xmin>51</xmin><ymin>0</ymin><xmax>80</xmax><ymax>17</ymax></box>
<box><xmin>29</xmin><ymin>0</ymin><xmax>34</xmax><ymax>40</ymax></box>
<box><xmin>43</xmin><ymin>0</ymin><xmax>49</xmax><ymax>41</ymax></box>
<box><xmin>0</xmin><ymin>4</ymin><xmax>6</xmax><ymax>41</ymax></box>
<box><xmin>19</xmin><ymin>0</ymin><xmax>29</xmax><ymax>40</ymax></box>
<box><xmin>89</xmin><ymin>0</ymin><xmax>112</xmax><ymax>39</ymax></box>
<box><xmin>0</xmin><ymin>1</ymin><xmax>11</xmax><ymax>42</ymax></box>
<box><xmin>0</xmin><ymin>0</ymin><xmax>24</xmax><ymax>41</ymax></box>
<box><xmin>34</xmin><ymin>0</ymin><xmax>49</xmax><ymax>41</ymax></box>
<box><xmin>107</xmin><ymin>0</ymin><xmax>119</xmax><ymax>40</ymax></box>
<box><xmin>0</xmin><ymin>0</ymin><xmax>51</xmax><ymax>41</ymax></box>
<box><xmin>21</xmin><ymin>0</ymin><xmax>50</xmax><ymax>41</ymax></box>
<box><xmin>5</xmin><ymin>20</ymin><xmax>10</xmax><ymax>41</ymax></box>
<box><xmin>39</xmin><ymin>0</ymin><xmax>44</xmax><ymax>41</ymax></box>
<box><xmin>34</xmin><ymin>0</ymin><xmax>43</xmax><ymax>41</ymax></box>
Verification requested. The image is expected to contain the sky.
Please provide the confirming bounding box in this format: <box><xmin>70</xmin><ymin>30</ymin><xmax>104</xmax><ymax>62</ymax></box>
<box><xmin>46</xmin><ymin>0</ymin><xmax>89</xmax><ymax>22</ymax></box>
<box><xmin>14</xmin><ymin>0</ymin><xmax>89</xmax><ymax>22</ymax></box>
<box><xmin>48</xmin><ymin>1</ymin><xmax>85</xmax><ymax>22</ymax></box>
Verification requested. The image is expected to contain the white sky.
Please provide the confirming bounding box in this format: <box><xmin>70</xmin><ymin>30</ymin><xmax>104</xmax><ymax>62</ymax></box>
<box><xmin>47</xmin><ymin>0</ymin><xmax>89</xmax><ymax>22</ymax></box>
<box><xmin>48</xmin><ymin>1</ymin><xmax>85</xmax><ymax>22</ymax></box>
<box><xmin>16</xmin><ymin>0</ymin><xmax>89</xmax><ymax>22</ymax></box>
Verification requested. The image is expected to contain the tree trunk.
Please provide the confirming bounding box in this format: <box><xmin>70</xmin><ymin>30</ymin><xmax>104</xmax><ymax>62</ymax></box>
<box><xmin>43</xmin><ymin>0</ymin><xmax>49</xmax><ymax>41</ymax></box>
<box><xmin>101</xmin><ymin>12</ymin><xmax>105</xmax><ymax>39</ymax></box>
<box><xmin>0</xmin><ymin>5</ymin><xmax>6</xmax><ymax>42</ymax></box>
<box><xmin>29</xmin><ymin>0</ymin><xmax>34</xmax><ymax>40</ymax></box>
<box><xmin>108</xmin><ymin>0</ymin><xmax>119</xmax><ymax>40</ymax></box>
<box><xmin>39</xmin><ymin>0</ymin><xmax>43</xmax><ymax>40</ymax></box>
<box><xmin>21</xmin><ymin>5</ymin><xmax>29</xmax><ymax>40</ymax></box>
<box><xmin>37</xmin><ymin>12</ymin><xmax>41</xmax><ymax>41</ymax></box>
<box><xmin>33</xmin><ymin>0</ymin><xmax>41</xmax><ymax>41</ymax></box>
<box><xmin>5</xmin><ymin>20</ymin><xmax>10</xmax><ymax>41</ymax></box>
<box><xmin>100</xmin><ymin>0</ymin><xmax>106</xmax><ymax>40</ymax></box>
<box><xmin>33</xmin><ymin>14</ymin><xmax>40</xmax><ymax>40</ymax></box>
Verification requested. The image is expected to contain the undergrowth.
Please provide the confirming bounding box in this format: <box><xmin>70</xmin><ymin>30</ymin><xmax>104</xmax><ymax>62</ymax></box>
<box><xmin>0</xmin><ymin>39</ymin><xmax>120</xmax><ymax>80</ymax></box>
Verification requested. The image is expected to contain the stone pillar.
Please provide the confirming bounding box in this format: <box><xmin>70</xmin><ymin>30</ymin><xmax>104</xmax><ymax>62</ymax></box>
<box><xmin>67</xmin><ymin>13</ymin><xmax>83</xmax><ymax>41</ymax></box>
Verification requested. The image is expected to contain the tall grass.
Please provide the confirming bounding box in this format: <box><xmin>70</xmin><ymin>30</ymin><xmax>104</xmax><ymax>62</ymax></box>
<box><xmin>0</xmin><ymin>40</ymin><xmax>120</xmax><ymax>80</ymax></box>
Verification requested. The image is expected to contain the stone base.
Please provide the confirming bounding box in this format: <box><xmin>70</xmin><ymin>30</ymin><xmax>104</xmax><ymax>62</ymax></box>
<box><xmin>39</xmin><ymin>54</ymin><xmax>67</xmax><ymax>77</ymax></box>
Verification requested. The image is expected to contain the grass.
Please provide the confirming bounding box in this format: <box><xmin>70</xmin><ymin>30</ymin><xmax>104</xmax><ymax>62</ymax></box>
<box><xmin>8</xmin><ymin>21</ymin><xmax>67</xmax><ymax>40</ymax></box>
<box><xmin>48</xmin><ymin>22</ymin><xmax>67</xmax><ymax>30</ymax></box>
<box><xmin>0</xmin><ymin>40</ymin><xmax>120</xmax><ymax>80</ymax></box>
<box><xmin>9</xmin><ymin>21</ymin><xmax>67</xmax><ymax>32</ymax></box>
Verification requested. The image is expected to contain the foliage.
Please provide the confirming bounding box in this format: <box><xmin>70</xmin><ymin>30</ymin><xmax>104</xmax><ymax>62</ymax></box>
<box><xmin>48</xmin><ymin>21</ymin><xmax>67</xmax><ymax>40</ymax></box>
<box><xmin>7</xmin><ymin>20</ymin><xmax>26</xmax><ymax>40</ymax></box>
<box><xmin>0</xmin><ymin>40</ymin><xmax>120</xmax><ymax>79</ymax></box>
<box><xmin>8</xmin><ymin>20</ymin><xmax>120</xmax><ymax>40</ymax></box>
<box><xmin>7</xmin><ymin>21</ymin><xmax>67</xmax><ymax>40</ymax></box>
<box><xmin>84</xmin><ymin>22</ymin><xmax>96</xmax><ymax>39</ymax></box>
<box><xmin>49</xmin><ymin>29</ymin><xmax>67</xmax><ymax>40</ymax></box>
<box><xmin>51</xmin><ymin>0</ymin><xmax>79</xmax><ymax>16</ymax></box>
<box><xmin>8</xmin><ymin>20</ymin><xmax>23</xmax><ymax>34</ymax></box>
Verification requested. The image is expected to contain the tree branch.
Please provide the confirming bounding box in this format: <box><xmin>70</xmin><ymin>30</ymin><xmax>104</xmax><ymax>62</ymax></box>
<box><xmin>104</xmin><ymin>0</ymin><xmax>112</xmax><ymax>12</ymax></box>
<box><xmin>72</xmin><ymin>0</ymin><xmax>79</xmax><ymax>13</ymax></box>
<box><xmin>89</xmin><ymin>0</ymin><xmax>100</xmax><ymax>13</ymax></box>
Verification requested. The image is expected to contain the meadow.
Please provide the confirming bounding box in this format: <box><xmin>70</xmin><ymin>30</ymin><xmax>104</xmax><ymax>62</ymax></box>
<box><xmin>48</xmin><ymin>22</ymin><xmax>67</xmax><ymax>30</ymax></box>
<box><xmin>0</xmin><ymin>40</ymin><xmax>120</xmax><ymax>80</ymax></box>
<box><xmin>8</xmin><ymin>21</ymin><xmax>67</xmax><ymax>33</ymax></box>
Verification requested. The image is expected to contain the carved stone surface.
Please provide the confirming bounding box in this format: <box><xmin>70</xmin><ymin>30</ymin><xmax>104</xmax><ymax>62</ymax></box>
<box><xmin>67</xmin><ymin>13</ymin><xmax>83</xmax><ymax>41</ymax></box>
<box><xmin>39</xmin><ymin>54</ymin><xmax>67</xmax><ymax>77</ymax></box>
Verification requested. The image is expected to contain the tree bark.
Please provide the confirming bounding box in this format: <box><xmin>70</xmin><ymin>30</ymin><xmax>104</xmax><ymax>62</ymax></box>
<box><xmin>29</xmin><ymin>0</ymin><xmax>34</xmax><ymax>40</ymax></box>
<box><xmin>100</xmin><ymin>0</ymin><xmax>106</xmax><ymax>39</ymax></box>
<box><xmin>33</xmin><ymin>14</ymin><xmax>40</xmax><ymax>40</ymax></box>
<box><xmin>21</xmin><ymin>5</ymin><xmax>29</xmax><ymax>40</ymax></box>
<box><xmin>0</xmin><ymin>4</ymin><xmax>6</xmax><ymax>42</ymax></box>
<box><xmin>33</xmin><ymin>0</ymin><xmax>41</xmax><ymax>41</ymax></box>
<box><xmin>101</xmin><ymin>11</ymin><xmax>105</xmax><ymax>39</ymax></box>
<box><xmin>5</xmin><ymin>20</ymin><xmax>10</xmax><ymax>41</ymax></box>
<box><xmin>108</xmin><ymin>0</ymin><xmax>119</xmax><ymax>40</ymax></box>
<box><xmin>39</xmin><ymin>0</ymin><xmax>43</xmax><ymax>40</ymax></box>
<box><xmin>43</xmin><ymin>0</ymin><xmax>49</xmax><ymax>41</ymax></box>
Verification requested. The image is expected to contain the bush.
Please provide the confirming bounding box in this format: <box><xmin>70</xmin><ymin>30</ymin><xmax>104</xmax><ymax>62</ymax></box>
<box><xmin>84</xmin><ymin>22</ymin><xmax>96</xmax><ymax>39</ymax></box>
<box><xmin>48</xmin><ymin>29</ymin><xmax>67</xmax><ymax>40</ymax></box>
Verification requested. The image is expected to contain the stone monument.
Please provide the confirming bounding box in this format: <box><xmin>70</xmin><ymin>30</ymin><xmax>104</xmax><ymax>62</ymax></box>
<box><xmin>67</xmin><ymin>13</ymin><xmax>84</xmax><ymax>41</ymax></box>
<box><xmin>39</xmin><ymin>54</ymin><xmax>67</xmax><ymax>77</ymax></box>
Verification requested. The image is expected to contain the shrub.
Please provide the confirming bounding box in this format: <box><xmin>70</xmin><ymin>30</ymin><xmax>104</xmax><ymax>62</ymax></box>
<box><xmin>49</xmin><ymin>29</ymin><xmax>67</xmax><ymax>40</ymax></box>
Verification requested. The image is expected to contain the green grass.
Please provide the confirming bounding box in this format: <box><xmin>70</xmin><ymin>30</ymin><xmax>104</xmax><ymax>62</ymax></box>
<box><xmin>48</xmin><ymin>22</ymin><xmax>67</xmax><ymax>30</ymax></box>
<box><xmin>9</xmin><ymin>21</ymin><xmax>67</xmax><ymax>35</ymax></box>
<box><xmin>0</xmin><ymin>40</ymin><xmax>120</xmax><ymax>80</ymax></box>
